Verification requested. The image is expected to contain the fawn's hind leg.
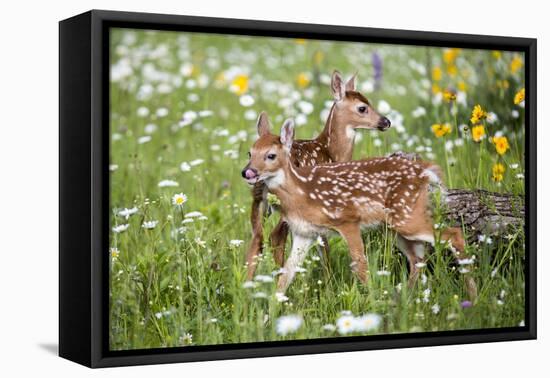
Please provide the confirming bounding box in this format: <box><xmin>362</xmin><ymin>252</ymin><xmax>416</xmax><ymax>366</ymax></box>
<box><xmin>270</xmin><ymin>218</ymin><xmax>289</xmax><ymax>267</ymax></box>
<box><xmin>395</xmin><ymin>190</ymin><xmax>477</xmax><ymax>301</ymax></box>
<box><xmin>336</xmin><ymin>223</ymin><xmax>369</xmax><ymax>284</ymax></box>
<box><xmin>440</xmin><ymin>227</ymin><xmax>478</xmax><ymax>300</ymax></box>
<box><xmin>396</xmin><ymin>235</ymin><xmax>426</xmax><ymax>287</ymax></box>
<box><xmin>245</xmin><ymin>183</ymin><xmax>268</xmax><ymax>280</ymax></box>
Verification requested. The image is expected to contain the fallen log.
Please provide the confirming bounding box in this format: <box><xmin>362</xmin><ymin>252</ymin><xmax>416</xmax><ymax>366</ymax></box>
<box><xmin>444</xmin><ymin>189</ymin><xmax>524</xmax><ymax>234</ymax></box>
<box><xmin>389</xmin><ymin>151</ymin><xmax>525</xmax><ymax>236</ymax></box>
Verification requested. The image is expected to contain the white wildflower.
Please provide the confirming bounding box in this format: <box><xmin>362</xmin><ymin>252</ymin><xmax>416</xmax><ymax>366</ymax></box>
<box><xmin>117</xmin><ymin>207</ymin><xmax>138</xmax><ymax>219</ymax></box>
<box><xmin>158</xmin><ymin>179</ymin><xmax>179</xmax><ymax>188</ymax></box>
<box><xmin>354</xmin><ymin>314</ymin><xmax>382</xmax><ymax>333</ymax></box>
<box><xmin>142</xmin><ymin>220</ymin><xmax>158</xmax><ymax>229</ymax></box>
<box><xmin>112</xmin><ymin>224</ymin><xmax>129</xmax><ymax>233</ymax></box>
<box><xmin>229</xmin><ymin>239</ymin><xmax>244</xmax><ymax>248</ymax></box>
<box><xmin>276</xmin><ymin>315</ymin><xmax>303</xmax><ymax>336</ymax></box>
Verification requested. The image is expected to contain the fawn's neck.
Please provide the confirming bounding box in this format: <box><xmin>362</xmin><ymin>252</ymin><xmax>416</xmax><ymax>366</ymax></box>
<box><xmin>266</xmin><ymin>160</ymin><xmax>311</xmax><ymax>208</ymax></box>
<box><xmin>316</xmin><ymin>103</ymin><xmax>355</xmax><ymax>162</ymax></box>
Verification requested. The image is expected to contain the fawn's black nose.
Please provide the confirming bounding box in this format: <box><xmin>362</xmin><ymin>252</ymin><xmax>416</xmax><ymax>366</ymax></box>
<box><xmin>377</xmin><ymin>116</ymin><xmax>391</xmax><ymax>130</ymax></box>
<box><xmin>241</xmin><ymin>167</ymin><xmax>258</xmax><ymax>179</ymax></box>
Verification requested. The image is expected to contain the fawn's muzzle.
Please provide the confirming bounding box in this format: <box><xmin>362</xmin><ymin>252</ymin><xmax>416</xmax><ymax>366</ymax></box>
<box><xmin>241</xmin><ymin>167</ymin><xmax>258</xmax><ymax>180</ymax></box>
<box><xmin>377</xmin><ymin>116</ymin><xmax>391</xmax><ymax>130</ymax></box>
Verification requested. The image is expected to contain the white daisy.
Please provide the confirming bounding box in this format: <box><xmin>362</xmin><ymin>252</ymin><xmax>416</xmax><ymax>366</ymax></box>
<box><xmin>255</xmin><ymin>275</ymin><xmax>274</xmax><ymax>283</ymax></box>
<box><xmin>377</xmin><ymin>100</ymin><xmax>391</xmax><ymax>114</ymax></box>
<box><xmin>431</xmin><ymin>303</ymin><xmax>441</xmax><ymax>314</ymax></box>
<box><xmin>354</xmin><ymin>314</ymin><xmax>382</xmax><ymax>333</ymax></box>
<box><xmin>458</xmin><ymin>258</ymin><xmax>475</xmax><ymax>265</ymax></box>
<box><xmin>275</xmin><ymin>292</ymin><xmax>289</xmax><ymax>303</ymax></box>
<box><xmin>275</xmin><ymin>315</ymin><xmax>303</xmax><ymax>336</ymax></box>
<box><xmin>185</xmin><ymin>211</ymin><xmax>203</xmax><ymax>218</ymax></box>
<box><xmin>137</xmin><ymin>135</ymin><xmax>152</xmax><ymax>144</ymax></box>
<box><xmin>179</xmin><ymin>332</ymin><xmax>193</xmax><ymax>346</ymax></box>
<box><xmin>229</xmin><ymin>239</ymin><xmax>244</xmax><ymax>248</ymax></box>
<box><xmin>110</xmin><ymin>247</ymin><xmax>120</xmax><ymax>258</ymax></box>
<box><xmin>117</xmin><ymin>207</ymin><xmax>138</xmax><ymax>219</ymax></box>
<box><xmin>239</xmin><ymin>94</ymin><xmax>255</xmax><ymax>107</ymax></box>
<box><xmin>137</xmin><ymin>106</ymin><xmax>149</xmax><ymax>117</ymax></box>
<box><xmin>156</xmin><ymin>107</ymin><xmax>169</xmax><ymax>117</ymax></box>
<box><xmin>158</xmin><ymin>179</ymin><xmax>179</xmax><ymax>188</ymax></box>
<box><xmin>252</xmin><ymin>291</ymin><xmax>268</xmax><ymax>299</ymax></box>
<box><xmin>336</xmin><ymin>315</ymin><xmax>356</xmax><ymax>335</ymax></box>
<box><xmin>189</xmin><ymin>159</ymin><xmax>204</xmax><ymax>166</ymax></box>
<box><xmin>172</xmin><ymin>193</ymin><xmax>188</xmax><ymax>207</ymax></box>
<box><xmin>322</xmin><ymin>324</ymin><xmax>336</xmax><ymax>332</ymax></box>
<box><xmin>242</xmin><ymin>281</ymin><xmax>256</xmax><ymax>289</ymax></box>
<box><xmin>180</xmin><ymin>162</ymin><xmax>192</xmax><ymax>172</ymax></box>
<box><xmin>142</xmin><ymin>220</ymin><xmax>158</xmax><ymax>229</ymax></box>
<box><xmin>412</xmin><ymin>106</ymin><xmax>426</xmax><ymax>118</ymax></box>
<box><xmin>112</xmin><ymin>224</ymin><xmax>129</xmax><ymax>233</ymax></box>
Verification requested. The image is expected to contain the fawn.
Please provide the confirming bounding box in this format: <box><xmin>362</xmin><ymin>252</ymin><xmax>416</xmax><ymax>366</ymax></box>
<box><xmin>241</xmin><ymin>118</ymin><xmax>478</xmax><ymax>300</ymax></box>
<box><xmin>244</xmin><ymin>71</ymin><xmax>391</xmax><ymax>279</ymax></box>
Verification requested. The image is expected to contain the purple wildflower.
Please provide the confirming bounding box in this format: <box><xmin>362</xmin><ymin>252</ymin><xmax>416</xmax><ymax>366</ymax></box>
<box><xmin>372</xmin><ymin>52</ymin><xmax>383</xmax><ymax>89</ymax></box>
<box><xmin>461</xmin><ymin>300</ymin><xmax>473</xmax><ymax>309</ymax></box>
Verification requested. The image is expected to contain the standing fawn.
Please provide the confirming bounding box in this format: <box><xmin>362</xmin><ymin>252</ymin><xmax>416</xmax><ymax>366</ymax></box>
<box><xmin>243</xmin><ymin>71</ymin><xmax>391</xmax><ymax>279</ymax></box>
<box><xmin>242</xmin><ymin>119</ymin><xmax>478</xmax><ymax>300</ymax></box>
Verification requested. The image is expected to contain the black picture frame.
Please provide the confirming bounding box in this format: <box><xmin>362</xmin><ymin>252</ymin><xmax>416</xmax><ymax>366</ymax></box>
<box><xmin>59</xmin><ymin>9</ymin><xmax>537</xmax><ymax>368</ymax></box>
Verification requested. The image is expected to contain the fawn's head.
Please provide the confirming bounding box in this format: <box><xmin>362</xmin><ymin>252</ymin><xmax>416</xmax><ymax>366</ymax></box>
<box><xmin>241</xmin><ymin>113</ymin><xmax>295</xmax><ymax>187</ymax></box>
<box><xmin>329</xmin><ymin>70</ymin><xmax>391</xmax><ymax>133</ymax></box>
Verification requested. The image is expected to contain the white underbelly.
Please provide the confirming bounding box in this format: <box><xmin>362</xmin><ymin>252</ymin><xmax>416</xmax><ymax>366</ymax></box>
<box><xmin>286</xmin><ymin>217</ymin><xmax>329</xmax><ymax>237</ymax></box>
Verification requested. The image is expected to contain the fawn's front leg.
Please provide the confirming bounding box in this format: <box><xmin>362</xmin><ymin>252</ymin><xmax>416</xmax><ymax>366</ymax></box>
<box><xmin>245</xmin><ymin>183</ymin><xmax>268</xmax><ymax>279</ymax></box>
<box><xmin>336</xmin><ymin>223</ymin><xmax>369</xmax><ymax>284</ymax></box>
<box><xmin>276</xmin><ymin>234</ymin><xmax>313</xmax><ymax>294</ymax></box>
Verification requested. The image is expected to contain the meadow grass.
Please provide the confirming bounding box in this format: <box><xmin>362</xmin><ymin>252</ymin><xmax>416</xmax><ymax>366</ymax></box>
<box><xmin>108</xmin><ymin>29</ymin><xmax>526</xmax><ymax>350</ymax></box>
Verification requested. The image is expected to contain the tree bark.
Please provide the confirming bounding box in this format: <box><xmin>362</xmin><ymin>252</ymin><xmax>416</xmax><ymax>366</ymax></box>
<box><xmin>444</xmin><ymin>189</ymin><xmax>524</xmax><ymax>235</ymax></box>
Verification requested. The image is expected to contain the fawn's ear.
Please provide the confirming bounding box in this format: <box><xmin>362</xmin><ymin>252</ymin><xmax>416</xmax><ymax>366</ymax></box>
<box><xmin>345</xmin><ymin>72</ymin><xmax>357</xmax><ymax>92</ymax></box>
<box><xmin>256</xmin><ymin>111</ymin><xmax>271</xmax><ymax>137</ymax></box>
<box><xmin>280</xmin><ymin>119</ymin><xmax>295</xmax><ymax>150</ymax></box>
<box><xmin>331</xmin><ymin>70</ymin><xmax>346</xmax><ymax>101</ymax></box>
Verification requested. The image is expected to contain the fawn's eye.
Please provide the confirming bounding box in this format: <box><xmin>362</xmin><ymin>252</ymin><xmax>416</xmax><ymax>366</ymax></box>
<box><xmin>267</xmin><ymin>153</ymin><xmax>277</xmax><ymax>160</ymax></box>
<box><xmin>357</xmin><ymin>105</ymin><xmax>368</xmax><ymax>114</ymax></box>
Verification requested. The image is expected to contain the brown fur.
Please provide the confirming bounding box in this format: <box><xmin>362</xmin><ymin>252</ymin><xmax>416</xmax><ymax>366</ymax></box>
<box><xmin>243</xmin><ymin>121</ymin><xmax>477</xmax><ymax>300</ymax></box>
<box><xmin>243</xmin><ymin>71</ymin><xmax>390</xmax><ymax>279</ymax></box>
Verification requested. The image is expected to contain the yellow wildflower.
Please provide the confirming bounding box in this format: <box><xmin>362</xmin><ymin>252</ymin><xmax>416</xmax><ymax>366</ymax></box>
<box><xmin>297</xmin><ymin>72</ymin><xmax>311</xmax><ymax>88</ymax></box>
<box><xmin>295</xmin><ymin>38</ymin><xmax>307</xmax><ymax>45</ymax></box>
<box><xmin>431</xmin><ymin>123</ymin><xmax>452</xmax><ymax>138</ymax></box>
<box><xmin>314</xmin><ymin>50</ymin><xmax>324</xmax><ymax>65</ymax></box>
<box><xmin>443</xmin><ymin>48</ymin><xmax>460</xmax><ymax>65</ymax></box>
<box><xmin>492</xmin><ymin>51</ymin><xmax>502</xmax><ymax>60</ymax></box>
<box><xmin>492</xmin><ymin>136</ymin><xmax>510</xmax><ymax>155</ymax></box>
<box><xmin>443</xmin><ymin>89</ymin><xmax>457</xmax><ymax>102</ymax></box>
<box><xmin>432</xmin><ymin>66</ymin><xmax>442</xmax><ymax>82</ymax></box>
<box><xmin>231</xmin><ymin>74</ymin><xmax>249</xmax><ymax>95</ymax></box>
<box><xmin>432</xmin><ymin>84</ymin><xmax>442</xmax><ymax>95</ymax></box>
<box><xmin>471</xmin><ymin>125</ymin><xmax>486</xmax><ymax>142</ymax></box>
<box><xmin>496</xmin><ymin>79</ymin><xmax>510</xmax><ymax>89</ymax></box>
<box><xmin>470</xmin><ymin>104</ymin><xmax>487</xmax><ymax>124</ymax></box>
<box><xmin>446</xmin><ymin>65</ymin><xmax>458</xmax><ymax>77</ymax></box>
<box><xmin>514</xmin><ymin>88</ymin><xmax>525</xmax><ymax>105</ymax></box>
<box><xmin>492</xmin><ymin>163</ymin><xmax>505</xmax><ymax>182</ymax></box>
<box><xmin>458</xmin><ymin>81</ymin><xmax>468</xmax><ymax>92</ymax></box>
<box><xmin>510</xmin><ymin>55</ymin><xmax>523</xmax><ymax>74</ymax></box>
